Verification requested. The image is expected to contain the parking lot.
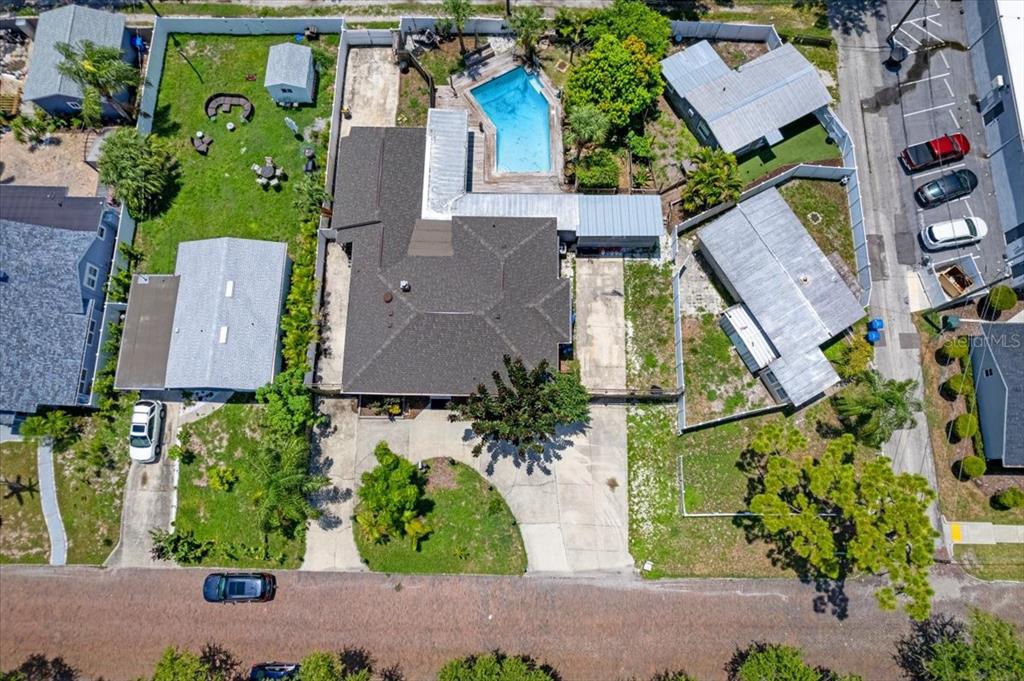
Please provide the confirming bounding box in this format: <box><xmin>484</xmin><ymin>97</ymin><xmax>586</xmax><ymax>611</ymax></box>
<box><xmin>883</xmin><ymin>0</ymin><xmax>1007</xmax><ymax>302</ymax></box>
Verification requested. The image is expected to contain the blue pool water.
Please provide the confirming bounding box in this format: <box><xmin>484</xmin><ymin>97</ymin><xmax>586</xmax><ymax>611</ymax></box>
<box><xmin>471</xmin><ymin>67</ymin><xmax>551</xmax><ymax>173</ymax></box>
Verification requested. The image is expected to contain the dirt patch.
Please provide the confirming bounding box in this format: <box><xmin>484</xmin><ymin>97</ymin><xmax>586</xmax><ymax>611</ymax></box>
<box><xmin>0</xmin><ymin>129</ymin><xmax>101</xmax><ymax>197</ymax></box>
<box><xmin>711</xmin><ymin>40</ymin><xmax>769</xmax><ymax>68</ymax></box>
<box><xmin>425</xmin><ymin>458</ymin><xmax>458</xmax><ymax>493</ymax></box>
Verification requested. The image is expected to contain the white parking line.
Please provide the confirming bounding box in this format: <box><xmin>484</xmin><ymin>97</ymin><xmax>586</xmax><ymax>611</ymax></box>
<box><xmin>909</xmin><ymin>21</ymin><xmax>944</xmax><ymax>42</ymax></box>
<box><xmin>899</xmin><ymin>27</ymin><xmax>923</xmax><ymax>46</ymax></box>
<box><xmin>914</xmin><ymin>162</ymin><xmax>966</xmax><ymax>178</ymax></box>
<box><xmin>900</xmin><ymin>71</ymin><xmax>951</xmax><ymax>86</ymax></box>
<box><xmin>926</xmin><ymin>16</ymin><xmax>943</xmax><ymax>28</ymax></box>
<box><xmin>948</xmin><ymin>109</ymin><xmax>961</xmax><ymax>128</ymax></box>
<box><xmin>964</xmin><ymin>200</ymin><xmax>975</xmax><ymax>218</ymax></box>
<box><xmin>904</xmin><ymin>101</ymin><xmax>956</xmax><ymax>117</ymax></box>
<box><xmin>944</xmin><ymin>79</ymin><xmax>955</xmax><ymax>97</ymax></box>
<box><xmin>891</xmin><ymin>13</ymin><xmax>941</xmax><ymax>29</ymax></box>
<box><xmin>932</xmin><ymin>0</ymin><xmax>940</xmax><ymax>8</ymax></box>
<box><xmin>939</xmin><ymin>51</ymin><xmax>949</xmax><ymax>69</ymax></box>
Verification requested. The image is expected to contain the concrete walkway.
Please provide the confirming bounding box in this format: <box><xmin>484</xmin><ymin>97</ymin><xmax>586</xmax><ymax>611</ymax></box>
<box><xmin>339</xmin><ymin>47</ymin><xmax>399</xmax><ymax>137</ymax></box>
<box><xmin>36</xmin><ymin>439</ymin><xmax>66</xmax><ymax>567</ymax></box>
<box><xmin>576</xmin><ymin>257</ymin><xmax>627</xmax><ymax>392</ymax></box>
<box><xmin>944</xmin><ymin>518</ymin><xmax>1024</xmax><ymax>545</ymax></box>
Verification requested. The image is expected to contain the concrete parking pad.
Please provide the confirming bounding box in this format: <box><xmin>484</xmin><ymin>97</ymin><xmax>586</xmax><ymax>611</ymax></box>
<box><xmin>339</xmin><ymin>48</ymin><xmax>399</xmax><ymax>137</ymax></box>
<box><xmin>576</xmin><ymin>258</ymin><xmax>627</xmax><ymax>391</ymax></box>
<box><xmin>348</xmin><ymin>406</ymin><xmax>632</xmax><ymax>573</ymax></box>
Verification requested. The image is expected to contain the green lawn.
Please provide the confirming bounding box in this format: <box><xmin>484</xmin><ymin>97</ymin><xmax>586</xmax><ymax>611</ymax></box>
<box><xmin>683</xmin><ymin>311</ymin><xmax>768</xmax><ymax>422</ymax></box>
<box><xmin>0</xmin><ymin>441</ymin><xmax>48</xmax><ymax>564</ymax></box>
<box><xmin>624</xmin><ymin>261</ymin><xmax>676</xmax><ymax>392</ymax></box>
<box><xmin>129</xmin><ymin>3</ymin><xmax>507</xmax><ymax>18</ymax></box>
<box><xmin>137</xmin><ymin>34</ymin><xmax>338</xmax><ymax>272</ymax></box>
<box><xmin>779</xmin><ymin>178</ymin><xmax>856</xmax><ymax>275</ymax></box>
<box><xmin>355</xmin><ymin>459</ymin><xmax>526</xmax><ymax>575</ymax></box>
<box><xmin>955</xmin><ymin>544</ymin><xmax>1024</xmax><ymax>582</ymax></box>
<box><xmin>175</xmin><ymin>403</ymin><xmax>305</xmax><ymax>568</ymax></box>
<box><xmin>736</xmin><ymin>116</ymin><xmax>842</xmax><ymax>185</ymax></box>
<box><xmin>396</xmin><ymin>70</ymin><xmax>431</xmax><ymax>127</ymax></box>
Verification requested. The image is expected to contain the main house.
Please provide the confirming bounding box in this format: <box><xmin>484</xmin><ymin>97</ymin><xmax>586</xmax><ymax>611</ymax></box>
<box><xmin>0</xmin><ymin>186</ymin><xmax>119</xmax><ymax>424</ymax></box>
<box><xmin>317</xmin><ymin>109</ymin><xmax>664</xmax><ymax>398</ymax></box>
<box><xmin>661</xmin><ymin>41</ymin><xmax>831</xmax><ymax>156</ymax></box>
<box><xmin>22</xmin><ymin>5</ymin><xmax>135</xmax><ymax>117</ymax></box>
<box><xmin>970</xmin><ymin>322</ymin><xmax>1023</xmax><ymax>468</ymax></box>
<box><xmin>115</xmin><ymin>238</ymin><xmax>289</xmax><ymax>393</ymax></box>
<box><xmin>698</xmin><ymin>188</ymin><xmax>864</xmax><ymax>408</ymax></box>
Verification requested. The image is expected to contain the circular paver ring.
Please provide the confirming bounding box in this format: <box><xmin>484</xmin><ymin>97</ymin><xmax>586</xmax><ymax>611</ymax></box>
<box><xmin>807</xmin><ymin>211</ymin><xmax>823</xmax><ymax>225</ymax></box>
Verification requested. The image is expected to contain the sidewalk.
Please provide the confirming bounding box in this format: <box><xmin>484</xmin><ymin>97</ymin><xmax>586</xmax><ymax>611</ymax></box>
<box><xmin>36</xmin><ymin>438</ymin><xmax>67</xmax><ymax>566</ymax></box>
<box><xmin>944</xmin><ymin>518</ymin><xmax>1024</xmax><ymax>546</ymax></box>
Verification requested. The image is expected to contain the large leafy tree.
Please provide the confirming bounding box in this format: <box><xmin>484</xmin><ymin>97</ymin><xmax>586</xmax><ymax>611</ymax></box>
<box><xmin>438</xmin><ymin>653</ymin><xmax>556</xmax><ymax>681</ymax></box>
<box><xmin>833</xmin><ymin>370</ymin><xmax>922</xmax><ymax>449</ymax></box>
<box><xmin>97</xmin><ymin>127</ymin><xmax>177</xmax><ymax>219</ymax></box>
<box><xmin>565</xmin><ymin>103</ymin><xmax>609</xmax><ymax>170</ymax></box>
<box><xmin>895</xmin><ymin>610</ymin><xmax>1024</xmax><ymax>681</ymax></box>
<box><xmin>449</xmin><ymin>355</ymin><xmax>591</xmax><ymax>459</ymax></box>
<box><xmin>55</xmin><ymin>39</ymin><xmax>139</xmax><ymax>120</ymax></box>
<box><xmin>749</xmin><ymin>434</ymin><xmax>936</xmax><ymax>620</ymax></box>
<box><xmin>355</xmin><ymin>442</ymin><xmax>429</xmax><ymax>548</ymax></box>
<box><xmin>256</xmin><ymin>367</ymin><xmax>318</xmax><ymax>437</ymax></box>
<box><xmin>678</xmin><ymin>147</ymin><xmax>743</xmax><ymax>214</ymax></box>
<box><xmin>509</xmin><ymin>6</ymin><xmax>544</xmax><ymax>64</ymax></box>
<box><xmin>585</xmin><ymin>0</ymin><xmax>672</xmax><ymax>59</ymax></box>
<box><xmin>442</xmin><ymin>0</ymin><xmax>472</xmax><ymax>54</ymax></box>
<box><xmin>250</xmin><ymin>435</ymin><xmax>328</xmax><ymax>538</ymax></box>
<box><xmin>565</xmin><ymin>34</ymin><xmax>662</xmax><ymax>130</ymax></box>
<box><xmin>729</xmin><ymin>642</ymin><xmax>860</xmax><ymax>681</ymax></box>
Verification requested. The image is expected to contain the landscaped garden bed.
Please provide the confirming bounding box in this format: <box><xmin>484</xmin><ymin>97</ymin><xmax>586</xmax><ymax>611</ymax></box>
<box><xmin>355</xmin><ymin>457</ymin><xmax>526</xmax><ymax>575</ymax></box>
<box><xmin>174</xmin><ymin>403</ymin><xmax>306</xmax><ymax>568</ymax></box>
<box><xmin>0</xmin><ymin>440</ymin><xmax>48</xmax><ymax>564</ymax></box>
<box><xmin>779</xmin><ymin>178</ymin><xmax>857</xmax><ymax>276</ymax></box>
<box><xmin>623</xmin><ymin>260</ymin><xmax>676</xmax><ymax>392</ymax></box>
<box><xmin>138</xmin><ymin>33</ymin><xmax>338</xmax><ymax>272</ymax></box>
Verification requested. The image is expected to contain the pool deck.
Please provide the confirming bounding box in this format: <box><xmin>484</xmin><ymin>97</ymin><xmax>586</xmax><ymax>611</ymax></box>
<box><xmin>437</xmin><ymin>50</ymin><xmax>564</xmax><ymax>194</ymax></box>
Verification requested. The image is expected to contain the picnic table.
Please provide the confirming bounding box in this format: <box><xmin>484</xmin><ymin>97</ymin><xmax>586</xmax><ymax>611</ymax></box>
<box><xmin>259</xmin><ymin>163</ymin><xmax>275</xmax><ymax>179</ymax></box>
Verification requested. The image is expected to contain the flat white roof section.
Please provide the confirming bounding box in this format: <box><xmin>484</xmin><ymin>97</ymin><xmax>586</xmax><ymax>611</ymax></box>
<box><xmin>423</xmin><ymin>108</ymin><xmax>470</xmax><ymax>219</ymax></box>
<box><xmin>722</xmin><ymin>304</ymin><xmax>777</xmax><ymax>370</ymax></box>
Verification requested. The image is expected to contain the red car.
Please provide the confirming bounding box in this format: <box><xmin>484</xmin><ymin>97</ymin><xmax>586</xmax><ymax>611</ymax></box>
<box><xmin>900</xmin><ymin>133</ymin><xmax>970</xmax><ymax>172</ymax></box>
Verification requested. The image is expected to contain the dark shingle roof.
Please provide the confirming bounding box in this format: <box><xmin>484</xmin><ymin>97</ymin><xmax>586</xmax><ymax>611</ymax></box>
<box><xmin>978</xmin><ymin>322</ymin><xmax>1024</xmax><ymax>467</ymax></box>
<box><xmin>0</xmin><ymin>219</ymin><xmax>95</xmax><ymax>414</ymax></box>
<box><xmin>333</xmin><ymin>127</ymin><xmax>570</xmax><ymax>395</ymax></box>
<box><xmin>115</xmin><ymin>274</ymin><xmax>180</xmax><ymax>391</ymax></box>
<box><xmin>0</xmin><ymin>186</ymin><xmax>107</xmax><ymax>231</ymax></box>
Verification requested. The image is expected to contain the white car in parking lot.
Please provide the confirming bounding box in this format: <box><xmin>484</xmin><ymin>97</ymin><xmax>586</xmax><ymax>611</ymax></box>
<box><xmin>129</xmin><ymin>400</ymin><xmax>165</xmax><ymax>463</ymax></box>
<box><xmin>920</xmin><ymin>217</ymin><xmax>988</xmax><ymax>251</ymax></box>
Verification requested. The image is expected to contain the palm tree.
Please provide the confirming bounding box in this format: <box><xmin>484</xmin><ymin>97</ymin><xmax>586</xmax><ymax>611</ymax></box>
<box><xmin>55</xmin><ymin>39</ymin><xmax>139</xmax><ymax>120</ymax></box>
<box><xmin>98</xmin><ymin>127</ymin><xmax>177</xmax><ymax>219</ymax></box>
<box><xmin>833</xmin><ymin>370</ymin><xmax>922</xmax><ymax>449</ymax></box>
<box><xmin>554</xmin><ymin>8</ymin><xmax>592</xmax><ymax>64</ymax></box>
<box><xmin>442</xmin><ymin>0</ymin><xmax>473</xmax><ymax>55</ymax></box>
<box><xmin>250</xmin><ymin>437</ymin><xmax>329</xmax><ymax>537</ymax></box>
<box><xmin>565</xmin><ymin>104</ymin><xmax>609</xmax><ymax>189</ymax></box>
<box><xmin>510</xmin><ymin>7</ymin><xmax>545</xmax><ymax>65</ymax></box>
<box><xmin>679</xmin><ymin>147</ymin><xmax>743</xmax><ymax>214</ymax></box>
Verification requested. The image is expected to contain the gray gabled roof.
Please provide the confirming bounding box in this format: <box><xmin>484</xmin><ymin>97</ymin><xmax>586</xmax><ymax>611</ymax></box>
<box><xmin>661</xmin><ymin>40</ymin><xmax>730</xmax><ymax>99</ymax></box>
<box><xmin>0</xmin><ymin>219</ymin><xmax>95</xmax><ymax>415</ymax></box>
<box><xmin>664</xmin><ymin>42</ymin><xmax>831</xmax><ymax>153</ymax></box>
<box><xmin>332</xmin><ymin>127</ymin><xmax>570</xmax><ymax>396</ymax></box>
<box><xmin>975</xmin><ymin>322</ymin><xmax>1024</xmax><ymax>467</ymax></box>
<box><xmin>264</xmin><ymin>42</ymin><xmax>313</xmax><ymax>88</ymax></box>
<box><xmin>22</xmin><ymin>5</ymin><xmax>125</xmax><ymax>102</ymax></box>
<box><xmin>0</xmin><ymin>185</ymin><xmax>107</xmax><ymax>231</ymax></box>
<box><xmin>698</xmin><ymin>188</ymin><xmax>863</xmax><ymax>406</ymax></box>
<box><xmin>163</xmin><ymin>238</ymin><xmax>288</xmax><ymax>391</ymax></box>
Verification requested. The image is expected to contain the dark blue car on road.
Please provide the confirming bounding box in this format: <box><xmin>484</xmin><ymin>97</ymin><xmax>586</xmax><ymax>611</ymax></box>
<box><xmin>203</xmin><ymin>572</ymin><xmax>276</xmax><ymax>603</ymax></box>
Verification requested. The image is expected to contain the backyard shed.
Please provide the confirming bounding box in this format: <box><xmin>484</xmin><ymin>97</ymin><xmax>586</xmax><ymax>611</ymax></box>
<box><xmin>661</xmin><ymin>42</ymin><xmax>830</xmax><ymax>155</ymax></box>
<box><xmin>264</xmin><ymin>42</ymin><xmax>315</xmax><ymax>104</ymax></box>
<box><xmin>698</xmin><ymin>188</ymin><xmax>863</xmax><ymax>407</ymax></box>
<box><xmin>22</xmin><ymin>5</ymin><xmax>134</xmax><ymax>117</ymax></box>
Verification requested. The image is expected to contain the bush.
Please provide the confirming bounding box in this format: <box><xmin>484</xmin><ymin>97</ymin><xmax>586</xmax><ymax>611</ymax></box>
<box><xmin>208</xmin><ymin>465</ymin><xmax>238</xmax><ymax>492</ymax></box>
<box><xmin>959</xmin><ymin>455</ymin><xmax>986</xmax><ymax>480</ymax></box>
<box><xmin>627</xmin><ymin>130</ymin><xmax>655</xmax><ymax>162</ymax></box>
<box><xmin>97</xmin><ymin>127</ymin><xmax>177</xmax><ymax>219</ymax></box>
<box><xmin>256</xmin><ymin>367</ymin><xmax>318</xmax><ymax>437</ymax></box>
<box><xmin>149</xmin><ymin>528</ymin><xmax>213</xmax><ymax>564</ymax></box>
<box><xmin>585</xmin><ymin>0</ymin><xmax>671</xmax><ymax>59</ymax></box>
<box><xmin>943</xmin><ymin>373</ymin><xmax>974</xmax><ymax>398</ymax></box>
<box><xmin>940</xmin><ymin>337</ymin><xmax>970</xmax><ymax>361</ymax></box>
<box><xmin>576</xmin><ymin>148</ymin><xmax>619</xmax><ymax>189</ymax></box>
<box><xmin>834</xmin><ymin>334</ymin><xmax>874</xmax><ymax>379</ymax></box>
<box><xmin>18</xmin><ymin>410</ymin><xmax>76</xmax><ymax>448</ymax></box>
<box><xmin>987</xmin><ymin>285</ymin><xmax>1018</xmax><ymax>312</ymax></box>
<box><xmin>355</xmin><ymin>442</ymin><xmax>428</xmax><ymax>546</ymax></box>
<box><xmin>993</xmin><ymin>487</ymin><xmax>1024</xmax><ymax>510</ymax></box>
<box><xmin>953</xmin><ymin>413</ymin><xmax>979</xmax><ymax>440</ymax></box>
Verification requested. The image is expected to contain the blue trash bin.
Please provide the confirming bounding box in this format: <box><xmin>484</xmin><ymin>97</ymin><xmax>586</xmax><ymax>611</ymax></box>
<box><xmin>866</xmin><ymin>330</ymin><xmax>881</xmax><ymax>344</ymax></box>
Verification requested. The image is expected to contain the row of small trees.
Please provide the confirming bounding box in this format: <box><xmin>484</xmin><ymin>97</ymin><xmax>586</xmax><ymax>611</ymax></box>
<box><xmin>8</xmin><ymin>610</ymin><xmax>1020</xmax><ymax>681</ymax></box>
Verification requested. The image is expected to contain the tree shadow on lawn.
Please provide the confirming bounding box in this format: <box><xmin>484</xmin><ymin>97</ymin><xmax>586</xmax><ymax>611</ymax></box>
<box><xmin>469</xmin><ymin>420</ymin><xmax>589</xmax><ymax>478</ymax></box>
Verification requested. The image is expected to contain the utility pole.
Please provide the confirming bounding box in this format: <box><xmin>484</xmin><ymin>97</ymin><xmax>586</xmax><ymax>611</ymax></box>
<box><xmin>884</xmin><ymin>0</ymin><xmax>923</xmax><ymax>66</ymax></box>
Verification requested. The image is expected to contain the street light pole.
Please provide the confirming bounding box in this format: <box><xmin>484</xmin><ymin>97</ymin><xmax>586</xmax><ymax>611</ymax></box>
<box><xmin>884</xmin><ymin>0</ymin><xmax>923</xmax><ymax>66</ymax></box>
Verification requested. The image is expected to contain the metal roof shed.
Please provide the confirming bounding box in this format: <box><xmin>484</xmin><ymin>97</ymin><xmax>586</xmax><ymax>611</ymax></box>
<box><xmin>577</xmin><ymin>195</ymin><xmax>664</xmax><ymax>249</ymax></box>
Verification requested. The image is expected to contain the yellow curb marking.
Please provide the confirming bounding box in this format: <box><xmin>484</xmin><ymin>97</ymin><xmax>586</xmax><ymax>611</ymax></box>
<box><xmin>950</xmin><ymin>523</ymin><xmax>962</xmax><ymax>543</ymax></box>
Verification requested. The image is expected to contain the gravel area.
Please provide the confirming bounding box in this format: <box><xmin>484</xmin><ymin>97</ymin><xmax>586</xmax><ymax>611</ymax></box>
<box><xmin>2</xmin><ymin>567</ymin><xmax>1022</xmax><ymax>680</ymax></box>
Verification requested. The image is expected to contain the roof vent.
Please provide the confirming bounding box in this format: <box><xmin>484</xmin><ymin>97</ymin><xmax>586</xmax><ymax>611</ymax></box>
<box><xmin>383</xmin><ymin>291</ymin><xmax>394</xmax><ymax>303</ymax></box>
<box><xmin>0</xmin><ymin>271</ymin><xmax>8</xmax><ymax>283</ymax></box>
<box><xmin>225</xmin><ymin>280</ymin><xmax>234</xmax><ymax>297</ymax></box>
<box><xmin>400</xmin><ymin>280</ymin><xmax>411</xmax><ymax>292</ymax></box>
<box><xmin>219</xmin><ymin>326</ymin><xmax>229</xmax><ymax>344</ymax></box>
<box><xmin>139</xmin><ymin>274</ymin><xmax>150</xmax><ymax>284</ymax></box>
<box><xmin>799</xmin><ymin>274</ymin><xmax>811</xmax><ymax>286</ymax></box>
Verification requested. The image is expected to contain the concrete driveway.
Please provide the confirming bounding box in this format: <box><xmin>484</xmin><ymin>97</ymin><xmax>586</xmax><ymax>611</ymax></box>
<box><xmin>576</xmin><ymin>257</ymin><xmax>627</xmax><ymax>391</ymax></box>
<box><xmin>339</xmin><ymin>48</ymin><xmax>399</xmax><ymax>137</ymax></box>
<box><xmin>350</xmin><ymin>406</ymin><xmax>633</xmax><ymax>574</ymax></box>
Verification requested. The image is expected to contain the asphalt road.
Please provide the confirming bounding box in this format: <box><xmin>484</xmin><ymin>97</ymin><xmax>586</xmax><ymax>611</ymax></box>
<box><xmin>2</xmin><ymin>567</ymin><xmax>1023</xmax><ymax>680</ymax></box>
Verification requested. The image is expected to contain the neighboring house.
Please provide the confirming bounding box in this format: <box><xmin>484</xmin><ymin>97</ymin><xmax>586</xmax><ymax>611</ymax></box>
<box><xmin>115</xmin><ymin>238</ymin><xmax>289</xmax><ymax>392</ymax></box>
<box><xmin>0</xmin><ymin>186</ymin><xmax>118</xmax><ymax>425</ymax></box>
<box><xmin>22</xmin><ymin>5</ymin><xmax>135</xmax><ymax>117</ymax></box>
<box><xmin>661</xmin><ymin>41</ymin><xmax>831</xmax><ymax>156</ymax></box>
<box><xmin>698</xmin><ymin>188</ymin><xmax>864</xmax><ymax>407</ymax></box>
<box><xmin>264</xmin><ymin>42</ymin><xmax>315</xmax><ymax>105</ymax></box>
<box><xmin>329</xmin><ymin>125</ymin><xmax>571</xmax><ymax>397</ymax></box>
<box><xmin>970</xmin><ymin>322</ymin><xmax>1023</xmax><ymax>468</ymax></box>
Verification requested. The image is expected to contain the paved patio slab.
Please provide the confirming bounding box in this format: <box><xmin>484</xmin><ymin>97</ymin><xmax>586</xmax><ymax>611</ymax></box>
<box><xmin>576</xmin><ymin>258</ymin><xmax>627</xmax><ymax>392</ymax></box>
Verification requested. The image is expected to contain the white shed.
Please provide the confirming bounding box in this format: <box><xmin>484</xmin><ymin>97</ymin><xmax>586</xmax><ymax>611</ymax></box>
<box><xmin>264</xmin><ymin>42</ymin><xmax>315</xmax><ymax>104</ymax></box>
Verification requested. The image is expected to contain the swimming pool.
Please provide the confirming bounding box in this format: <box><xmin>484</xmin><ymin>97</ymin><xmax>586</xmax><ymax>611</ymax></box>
<box><xmin>471</xmin><ymin>67</ymin><xmax>551</xmax><ymax>173</ymax></box>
